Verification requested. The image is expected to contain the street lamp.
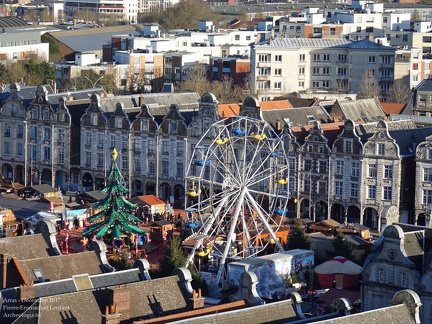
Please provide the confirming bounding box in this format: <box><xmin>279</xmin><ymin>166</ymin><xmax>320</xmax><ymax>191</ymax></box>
<box><xmin>84</xmin><ymin>76</ymin><xmax>104</xmax><ymax>88</ymax></box>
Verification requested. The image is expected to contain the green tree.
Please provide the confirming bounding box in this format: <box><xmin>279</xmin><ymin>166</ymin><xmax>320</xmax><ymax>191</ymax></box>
<box><xmin>152</xmin><ymin>236</ymin><xmax>187</xmax><ymax>278</ymax></box>
<box><xmin>0</xmin><ymin>60</ymin><xmax>55</xmax><ymax>85</ymax></box>
<box><xmin>327</xmin><ymin>229</ymin><xmax>353</xmax><ymax>260</ymax></box>
<box><xmin>287</xmin><ymin>219</ymin><xmax>311</xmax><ymax>250</ymax></box>
<box><xmin>108</xmin><ymin>249</ymin><xmax>133</xmax><ymax>270</ymax></box>
<box><xmin>82</xmin><ymin>148</ymin><xmax>146</xmax><ymax>239</ymax></box>
<box><xmin>160</xmin><ymin>0</ymin><xmax>220</xmax><ymax>30</ymax></box>
<box><xmin>41</xmin><ymin>34</ymin><xmax>63</xmax><ymax>62</ymax></box>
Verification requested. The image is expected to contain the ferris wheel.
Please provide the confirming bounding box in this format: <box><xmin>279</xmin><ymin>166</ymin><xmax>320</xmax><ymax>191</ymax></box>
<box><xmin>184</xmin><ymin>116</ymin><xmax>290</xmax><ymax>286</ymax></box>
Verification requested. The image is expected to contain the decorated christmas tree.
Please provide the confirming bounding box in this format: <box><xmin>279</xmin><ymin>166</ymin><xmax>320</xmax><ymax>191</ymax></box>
<box><xmin>83</xmin><ymin>148</ymin><xmax>146</xmax><ymax>239</ymax></box>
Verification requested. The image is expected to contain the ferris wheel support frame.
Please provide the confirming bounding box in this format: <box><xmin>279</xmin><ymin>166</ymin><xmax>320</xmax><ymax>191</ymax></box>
<box><xmin>185</xmin><ymin>195</ymin><xmax>229</xmax><ymax>267</ymax></box>
<box><xmin>215</xmin><ymin>188</ymin><xmax>247</xmax><ymax>285</ymax></box>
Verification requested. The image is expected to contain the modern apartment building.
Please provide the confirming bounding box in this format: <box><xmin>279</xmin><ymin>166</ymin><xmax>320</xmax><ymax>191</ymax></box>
<box><xmin>250</xmin><ymin>37</ymin><xmax>395</xmax><ymax>101</ymax></box>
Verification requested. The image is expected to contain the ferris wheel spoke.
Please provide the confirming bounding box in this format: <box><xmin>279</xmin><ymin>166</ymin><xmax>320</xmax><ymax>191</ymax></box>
<box><xmin>245</xmin><ymin>189</ymin><xmax>284</xmax><ymax>252</ymax></box>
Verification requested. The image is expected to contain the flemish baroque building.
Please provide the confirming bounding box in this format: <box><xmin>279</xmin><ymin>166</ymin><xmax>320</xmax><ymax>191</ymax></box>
<box><xmin>0</xmin><ymin>87</ymin><xmax>432</xmax><ymax>229</ymax></box>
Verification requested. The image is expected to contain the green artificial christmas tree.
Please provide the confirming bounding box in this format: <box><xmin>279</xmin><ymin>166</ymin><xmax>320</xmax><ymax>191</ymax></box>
<box><xmin>83</xmin><ymin>148</ymin><xmax>146</xmax><ymax>239</ymax></box>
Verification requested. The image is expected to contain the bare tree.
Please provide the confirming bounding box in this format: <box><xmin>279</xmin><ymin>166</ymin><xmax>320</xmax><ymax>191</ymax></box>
<box><xmin>357</xmin><ymin>70</ymin><xmax>381</xmax><ymax>99</ymax></box>
<box><xmin>386</xmin><ymin>79</ymin><xmax>412</xmax><ymax>104</ymax></box>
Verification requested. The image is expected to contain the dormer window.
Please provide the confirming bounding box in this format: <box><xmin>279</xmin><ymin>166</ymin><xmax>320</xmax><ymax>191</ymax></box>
<box><xmin>91</xmin><ymin>113</ymin><xmax>98</xmax><ymax>126</ymax></box>
<box><xmin>43</xmin><ymin>110</ymin><xmax>50</xmax><ymax>121</ymax></box>
<box><xmin>32</xmin><ymin>108</ymin><xmax>38</xmax><ymax>120</ymax></box>
<box><xmin>115</xmin><ymin>117</ymin><xmax>122</xmax><ymax>128</ymax></box>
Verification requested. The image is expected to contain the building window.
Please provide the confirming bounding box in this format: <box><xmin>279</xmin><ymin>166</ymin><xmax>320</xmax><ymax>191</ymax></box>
<box><xmin>337</xmin><ymin>67</ymin><xmax>347</xmax><ymax>75</ymax></box>
<box><xmin>86</xmin><ymin>152</ymin><xmax>91</xmax><ymax>166</ymax></box>
<box><xmin>274</xmin><ymin>68</ymin><xmax>282</xmax><ymax>76</ymax></box>
<box><xmin>141</xmin><ymin>120</ymin><xmax>148</xmax><ymax>132</ymax></box>
<box><xmin>383</xmin><ymin>186</ymin><xmax>392</xmax><ymax>200</ymax></box>
<box><xmin>313</xmin><ymin>67</ymin><xmax>320</xmax><ymax>75</ymax></box>
<box><xmin>368</xmin><ymin>185</ymin><xmax>376</xmax><ymax>199</ymax></box>
<box><xmin>313</xmin><ymin>54</ymin><xmax>320</xmax><ymax>61</ymax></box>
<box><xmin>235</xmin><ymin>35</ymin><xmax>240</xmax><ymax>41</ymax></box>
<box><xmin>400</xmin><ymin>272</ymin><xmax>408</xmax><ymax>287</ymax></box>
<box><xmin>32</xmin><ymin>108</ymin><xmax>38</xmax><ymax>120</ymax></box>
<box><xmin>336</xmin><ymin>160</ymin><xmax>344</xmax><ymax>175</ymax></box>
<box><xmin>299</xmin><ymin>67</ymin><xmax>305</xmax><ymax>75</ymax></box>
<box><xmin>413</xmin><ymin>63</ymin><xmax>418</xmax><ymax>70</ymax></box>
<box><xmin>299</xmin><ymin>54</ymin><xmax>305</xmax><ymax>61</ymax></box>
<box><xmin>377</xmin><ymin>143</ymin><xmax>385</xmax><ymax>155</ymax></box>
<box><xmin>4</xmin><ymin>142</ymin><xmax>10</xmax><ymax>155</ymax></box>
<box><xmin>424</xmin><ymin>168</ymin><xmax>432</xmax><ymax>182</ymax></box>
<box><xmin>378</xmin><ymin>267</ymin><xmax>385</xmax><ymax>283</ymax></box>
<box><xmin>384</xmin><ymin>165</ymin><xmax>393</xmax><ymax>179</ymax></box>
<box><xmin>149</xmin><ymin>162</ymin><xmax>155</xmax><ymax>174</ymax></box>
<box><xmin>162</xmin><ymin>141</ymin><xmax>169</xmax><ymax>155</ymax></box>
<box><xmin>58</xmin><ymin>148</ymin><xmax>65</xmax><ymax>164</ymax></box>
<box><xmin>423</xmin><ymin>190</ymin><xmax>432</xmax><ymax>204</ymax></box>
<box><xmin>258</xmin><ymin>67</ymin><xmax>270</xmax><ymax>76</ymax></box>
<box><xmin>318</xmin><ymin>160</ymin><xmax>327</xmax><ymax>173</ymax></box>
<box><xmin>85</xmin><ymin>132</ymin><xmax>91</xmax><ymax>146</ymax></box>
<box><xmin>275</xmin><ymin>55</ymin><xmax>282</xmax><ymax>62</ymax></box>
<box><xmin>170</xmin><ymin>121</ymin><xmax>177</xmax><ymax>133</ymax></box>
<box><xmin>110</xmin><ymin>135</ymin><xmax>116</xmax><ymax>149</ymax></box>
<box><xmin>4</xmin><ymin>123</ymin><xmax>10</xmax><ymax>137</ymax></box>
<box><xmin>121</xmin><ymin>155</ymin><xmax>127</xmax><ymax>169</ymax></box>
<box><xmin>91</xmin><ymin>113</ymin><xmax>98</xmax><ymax>126</ymax></box>
<box><xmin>304</xmin><ymin>159</ymin><xmax>312</xmax><ymax>171</ymax></box>
<box><xmin>274</xmin><ymin>82</ymin><xmax>281</xmax><ymax>89</ymax></box>
<box><xmin>44</xmin><ymin>146</ymin><xmax>51</xmax><ymax>161</ymax></box>
<box><xmin>338</xmin><ymin>54</ymin><xmax>347</xmax><ymax>62</ymax></box>
<box><xmin>323</xmin><ymin>54</ymin><xmax>330</xmax><ymax>61</ymax></box>
<box><xmin>258</xmin><ymin>54</ymin><xmax>270</xmax><ymax>63</ymax></box>
<box><xmin>98</xmin><ymin>153</ymin><xmax>103</xmax><ymax>167</ymax></box>
<box><xmin>312</xmin><ymin>81</ymin><xmax>320</xmax><ymax>88</ymax></box>
<box><xmin>335</xmin><ymin>181</ymin><xmax>343</xmax><ymax>195</ymax></box>
<box><xmin>43</xmin><ymin>110</ymin><xmax>50</xmax><ymax>121</ymax></box>
<box><xmin>134</xmin><ymin>159</ymin><xmax>141</xmax><ymax>172</ymax></box>
<box><xmin>44</xmin><ymin>127</ymin><xmax>51</xmax><ymax>141</ymax></box>
<box><xmin>369</xmin><ymin>164</ymin><xmax>377</xmax><ymax>178</ymax></box>
<box><xmin>318</xmin><ymin>181</ymin><xmax>327</xmax><ymax>194</ymax></box>
<box><xmin>350</xmin><ymin>183</ymin><xmax>358</xmax><ymax>197</ymax></box>
<box><xmin>17</xmin><ymin>124</ymin><xmax>23</xmax><ymax>139</ymax></box>
<box><xmin>148</xmin><ymin>139</ymin><xmax>155</xmax><ymax>155</ymax></box>
<box><xmin>339</xmin><ymin>141</ymin><xmax>351</xmax><ymax>158</ymax></box>
<box><xmin>115</xmin><ymin>117</ymin><xmax>122</xmax><ymax>128</ymax></box>
<box><xmin>162</xmin><ymin>160</ymin><xmax>169</xmax><ymax>176</ymax></box>
<box><xmin>176</xmin><ymin>162</ymin><xmax>183</xmax><ymax>177</ymax></box>
<box><xmin>298</xmin><ymin>81</ymin><xmax>304</xmax><ymax>88</ymax></box>
<box><xmin>322</xmin><ymin>67</ymin><xmax>330</xmax><ymax>75</ymax></box>
<box><xmin>17</xmin><ymin>142</ymin><xmax>23</xmax><ymax>156</ymax></box>
<box><xmin>368</xmin><ymin>56</ymin><xmax>376</xmax><ymax>63</ymax></box>
<box><xmin>351</xmin><ymin>161</ymin><xmax>360</xmax><ymax>177</ymax></box>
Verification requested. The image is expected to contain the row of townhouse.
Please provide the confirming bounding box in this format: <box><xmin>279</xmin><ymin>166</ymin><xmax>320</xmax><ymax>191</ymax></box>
<box><xmin>1</xmin><ymin>84</ymin><xmax>432</xmax><ymax>232</ymax></box>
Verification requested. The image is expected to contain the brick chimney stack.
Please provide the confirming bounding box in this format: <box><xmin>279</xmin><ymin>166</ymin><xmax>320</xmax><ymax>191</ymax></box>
<box><xmin>109</xmin><ymin>285</ymin><xmax>131</xmax><ymax>321</ymax></box>
<box><xmin>102</xmin><ymin>305</ymin><xmax>121</xmax><ymax>324</ymax></box>
<box><xmin>188</xmin><ymin>289</ymin><xmax>205</xmax><ymax>310</ymax></box>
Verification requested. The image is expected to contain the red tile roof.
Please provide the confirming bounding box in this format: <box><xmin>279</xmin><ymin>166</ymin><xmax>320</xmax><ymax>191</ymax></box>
<box><xmin>137</xmin><ymin>195</ymin><xmax>166</xmax><ymax>206</ymax></box>
<box><xmin>380</xmin><ymin>102</ymin><xmax>407</xmax><ymax>114</ymax></box>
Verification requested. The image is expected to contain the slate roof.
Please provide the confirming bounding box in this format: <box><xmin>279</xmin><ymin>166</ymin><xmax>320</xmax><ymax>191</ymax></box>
<box><xmin>279</xmin><ymin>106</ymin><xmax>332</xmax><ymax>127</ymax></box>
<box><xmin>0</xmin><ymin>196</ymin><xmax>50</xmax><ymax>220</ymax></box>
<box><xmin>30</xmin><ymin>184</ymin><xmax>57</xmax><ymax>194</ymax></box>
<box><xmin>354</xmin><ymin>119</ymin><xmax>416</xmax><ymax>143</ymax></box>
<box><xmin>291</xmin><ymin>122</ymin><xmax>345</xmax><ymax>147</ymax></box>
<box><xmin>317</xmin><ymin>304</ymin><xmax>415</xmax><ymax>324</ymax></box>
<box><xmin>46</xmin><ymin>24</ymin><xmax>144</xmax><ymax>52</ymax></box>
<box><xmin>16</xmin><ymin>275</ymin><xmax>188</xmax><ymax>323</ymax></box>
<box><xmin>171</xmin><ymin>299</ymin><xmax>300</xmax><ymax>324</ymax></box>
<box><xmin>414</xmin><ymin>76</ymin><xmax>432</xmax><ymax>91</ymax></box>
<box><xmin>388</xmin><ymin>126</ymin><xmax>432</xmax><ymax>156</ymax></box>
<box><xmin>15</xmin><ymin>252</ymin><xmax>104</xmax><ymax>284</ymax></box>
<box><xmin>0</xmin><ymin>234</ymin><xmax>53</xmax><ymax>259</ymax></box>
<box><xmin>334</xmin><ymin>98</ymin><xmax>387</xmax><ymax>123</ymax></box>
<box><xmin>255</xmin><ymin>37</ymin><xmax>352</xmax><ymax>48</ymax></box>
<box><xmin>79</xmin><ymin>191</ymin><xmax>107</xmax><ymax>201</ymax></box>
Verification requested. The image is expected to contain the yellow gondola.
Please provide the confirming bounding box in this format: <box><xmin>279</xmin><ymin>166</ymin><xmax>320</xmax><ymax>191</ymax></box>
<box><xmin>275</xmin><ymin>178</ymin><xmax>288</xmax><ymax>185</ymax></box>
<box><xmin>187</xmin><ymin>189</ymin><xmax>201</xmax><ymax>197</ymax></box>
<box><xmin>196</xmin><ymin>242</ymin><xmax>212</xmax><ymax>257</ymax></box>
<box><xmin>251</xmin><ymin>133</ymin><xmax>267</xmax><ymax>141</ymax></box>
<box><xmin>215</xmin><ymin>137</ymin><xmax>228</xmax><ymax>145</ymax></box>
